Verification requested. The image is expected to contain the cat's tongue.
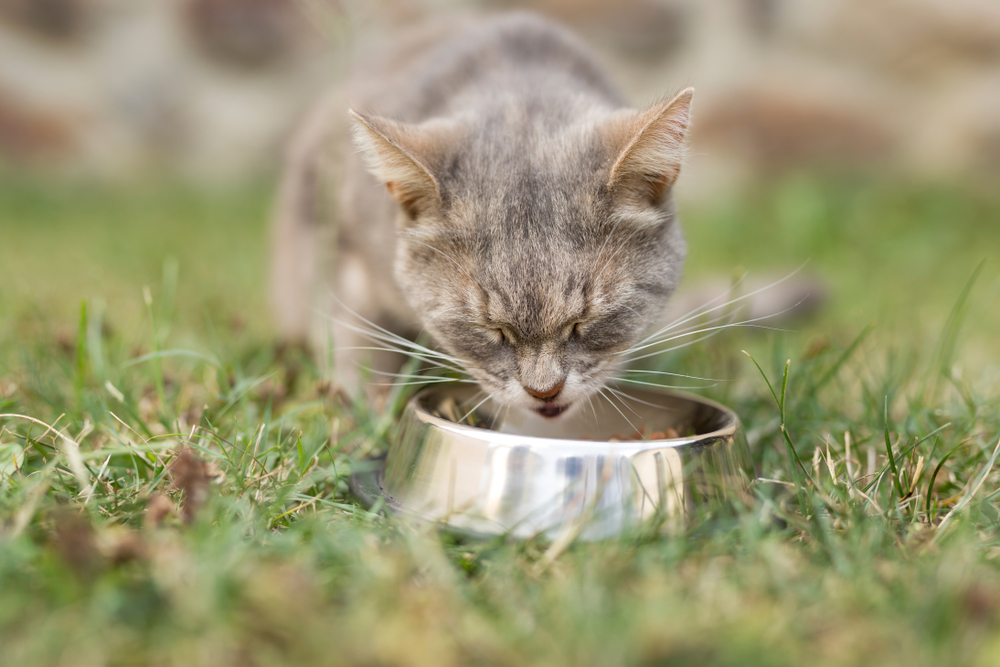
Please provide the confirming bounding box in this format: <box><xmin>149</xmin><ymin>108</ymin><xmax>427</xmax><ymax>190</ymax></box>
<box><xmin>536</xmin><ymin>404</ymin><xmax>568</xmax><ymax>418</ymax></box>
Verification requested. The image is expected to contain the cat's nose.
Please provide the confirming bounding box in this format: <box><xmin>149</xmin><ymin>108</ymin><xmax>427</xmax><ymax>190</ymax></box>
<box><xmin>524</xmin><ymin>380</ymin><xmax>565</xmax><ymax>401</ymax></box>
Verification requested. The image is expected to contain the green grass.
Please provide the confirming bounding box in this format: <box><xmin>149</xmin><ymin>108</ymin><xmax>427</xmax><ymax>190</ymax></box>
<box><xmin>1</xmin><ymin>175</ymin><xmax>999</xmax><ymax>666</ymax></box>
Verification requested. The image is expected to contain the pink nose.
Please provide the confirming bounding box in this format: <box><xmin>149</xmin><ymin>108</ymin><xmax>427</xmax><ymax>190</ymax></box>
<box><xmin>524</xmin><ymin>380</ymin><xmax>565</xmax><ymax>401</ymax></box>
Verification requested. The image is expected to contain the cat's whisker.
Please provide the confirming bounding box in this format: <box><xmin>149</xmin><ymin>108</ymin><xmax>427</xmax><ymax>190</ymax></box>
<box><xmin>354</xmin><ymin>357</ymin><xmax>474</xmax><ymax>386</ymax></box>
<box><xmin>323</xmin><ymin>295</ymin><xmax>468</xmax><ymax>365</ymax></box>
<box><xmin>325</xmin><ymin>300</ymin><xmax>497</xmax><ymax>391</ymax></box>
<box><xmin>635</xmin><ymin>273</ymin><xmax>751</xmax><ymax>346</ymax></box>
<box><xmin>375</xmin><ymin>378</ymin><xmax>477</xmax><ymax>388</ymax></box>
<box><xmin>637</xmin><ymin>305</ymin><xmax>744</xmax><ymax>348</ymax></box>
<box><xmin>336</xmin><ymin>324</ymin><xmax>458</xmax><ymax>362</ymax></box>
<box><xmin>640</xmin><ymin>262</ymin><xmax>810</xmax><ymax>345</ymax></box>
<box><xmin>335</xmin><ymin>328</ymin><xmax>471</xmax><ymax>375</ymax></box>
<box><xmin>367</xmin><ymin>365</ymin><xmax>476</xmax><ymax>382</ymax></box>
<box><xmin>338</xmin><ymin>344</ymin><xmax>466</xmax><ymax>368</ymax></box>
<box><xmin>604</xmin><ymin>385</ymin><xmax>669</xmax><ymax>411</ymax></box>
<box><xmin>655</xmin><ymin>291</ymin><xmax>812</xmax><ymax>347</ymax></box>
<box><xmin>334</xmin><ymin>318</ymin><xmax>466</xmax><ymax>365</ymax></box>
<box><xmin>622</xmin><ymin>326</ymin><xmax>737</xmax><ymax>359</ymax></box>
<box><xmin>460</xmin><ymin>388</ymin><xmax>486</xmax><ymax>402</ymax></box>
<box><xmin>457</xmin><ymin>390</ymin><xmax>494</xmax><ymax>425</ymax></box>
<box><xmin>501</xmin><ymin>403</ymin><xmax>513</xmax><ymax>430</ymax></box>
<box><xmin>621</xmin><ymin>327</ymin><xmax>729</xmax><ymax>364</ymax></box>
<box><xmin>628</xmin><ymin>321</ymin><xmax>790</xmax><ymax>356</ymax></box>
<box><xmin>598</xmin><ymin>387</ymin><xmax>639</xmax><ymax>433</ymax></box>
<box><xmin>367</xmin><ymin>367</ymin><xmax>472</xmax><ymax>382</ymax></box>
<box><xmin>631</xmin><ymin>305</ymin><xmax>753</xmax><ymax>361</ymax></box>
<box><xmin>632</xmin><ymin>304</ymin><xmax>744</xmax><ymax>356</ymax></box>
<box><xmin>603</xmin><ymin>386</ymin><xmax>644</xmax><ymax>417</ymax></box>
<box><xmin>340</xmin><ymin>346</ymin><xmax>470</xmax><ymax>380</ymax></box>
<box><xmin>619</xmin><ymin>308</ymin><xmax>795</xmax><ymax>358</ymax></box>
<box><xmin>621</xmin><ymin>368</ymin><xmax>726</xmax><ymax>382</ymax></box>
<box><xmin>624</xmin><ymin>311</ymin><xmax>795</xmax><ymax>364</ymax></box>
<box><xmin>616</xmin><ymin>377</ymin><xmax>718</xmax><ymax>390</ymax></box>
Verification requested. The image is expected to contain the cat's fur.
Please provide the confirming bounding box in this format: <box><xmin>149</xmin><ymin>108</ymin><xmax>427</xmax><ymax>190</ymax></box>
<box><xmin>272</xmin><ymin>12</ymin><xmax>693</xmax><ymax>419</ymax></box>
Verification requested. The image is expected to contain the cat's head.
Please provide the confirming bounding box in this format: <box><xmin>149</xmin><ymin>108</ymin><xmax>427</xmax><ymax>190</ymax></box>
<box><xmin>351</xmin><ymin>89</ymin><xmax>692</xmax><ymax>418</ymax></box>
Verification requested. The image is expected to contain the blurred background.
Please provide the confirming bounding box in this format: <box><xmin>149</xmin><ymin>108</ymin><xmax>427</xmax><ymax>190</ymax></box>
<box><xmin>0</xmin><ymin>0</ymin><xmax>1000</xmax><ymax>185</ymax></box>
<box><xmin>0</xmin><ymin>0</ymin><xmax>998</xmax><ymax>361</ymax></box>
<box><xmin>3</xmin><ymin>0</ymin><xmax>1000</xmax><ymax>185</ymax></box>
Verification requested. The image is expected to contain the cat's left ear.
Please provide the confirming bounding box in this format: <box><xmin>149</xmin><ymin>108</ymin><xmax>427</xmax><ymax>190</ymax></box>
<box><xmin>349</xmin><ymin>110</ymin><xmax>447</xmax><ymax>221</ymax></box>
<box><xmin>605</xmin><ymin>88</ymin><xmax>693</xmax><ymax>204</ymax></box>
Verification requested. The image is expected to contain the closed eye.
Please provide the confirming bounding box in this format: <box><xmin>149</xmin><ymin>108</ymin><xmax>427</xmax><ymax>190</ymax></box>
<box><xmin>487</xmin><ymin>326</ymin><xmax>513</xmax><ymax>346</ymax></box>
<box><xmin>562</xmin><ymin>311</ymin><xmax>588</xmax><ymax>340</ymax></box>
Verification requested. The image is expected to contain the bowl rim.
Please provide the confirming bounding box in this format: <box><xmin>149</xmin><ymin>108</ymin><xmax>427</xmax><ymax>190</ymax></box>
<box><xmin>406</xmin><ymin>384</ymin><xmax>741</xmax><ymax>451</ymax></box>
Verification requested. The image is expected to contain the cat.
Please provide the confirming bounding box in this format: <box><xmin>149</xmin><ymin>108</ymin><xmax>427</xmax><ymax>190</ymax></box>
<box><xmin>271</xmin><ymin>12</ymin><xmax>694</xmax><ymax>419</ymax></box>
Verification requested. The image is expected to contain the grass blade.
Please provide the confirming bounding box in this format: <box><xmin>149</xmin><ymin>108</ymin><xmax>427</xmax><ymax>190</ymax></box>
<box><xmin>933</xmin><ymin>433</ymin><xmax>1000</xmax><ymax>543</ymax></box>
<box><xmin>883</xmin><ymin>398</ymin><xmax>905</xmax><ymax>504</ymax></box>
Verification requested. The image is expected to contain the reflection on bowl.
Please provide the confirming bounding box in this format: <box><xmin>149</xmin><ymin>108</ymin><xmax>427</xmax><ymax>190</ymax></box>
<box><xmin>350</xmin><ymin>383</ymin><xmax>754</xmax><ymax>541</ymax></box>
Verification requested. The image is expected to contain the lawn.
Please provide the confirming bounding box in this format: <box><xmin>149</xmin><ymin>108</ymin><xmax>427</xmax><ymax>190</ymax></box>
<box><xmin>1</xmin><ymin>173</ymin><xmax>999</xmax><ymax>666</ymax></box>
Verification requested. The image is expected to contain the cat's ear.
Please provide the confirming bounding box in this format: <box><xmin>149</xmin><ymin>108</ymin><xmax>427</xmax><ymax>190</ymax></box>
<box><xmin>349</xmin><ymin>110</ymin><xmax>443</xmax><ymax>220</ymax></box>
<box><xmin>606</xmin><ymin>88</ymin><xmax>693</xmax><ymax>204</ymax></box>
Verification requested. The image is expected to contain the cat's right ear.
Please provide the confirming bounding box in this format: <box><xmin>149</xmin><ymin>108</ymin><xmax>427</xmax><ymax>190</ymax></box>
<box><xmin>349</xmin><ymin>110</ymin><xmax>443</xmax><ymax>221</ymax></box>
<box><xmin>605</xmin><ymin>88</ymin><xmax>693</xmax><ymax>205</ymax></box>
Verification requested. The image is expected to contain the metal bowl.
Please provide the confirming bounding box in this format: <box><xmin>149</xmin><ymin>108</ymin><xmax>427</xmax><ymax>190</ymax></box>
<box><xmin>350</xmin><ymin>384</ymin><xmax>753</xmax><ymax>541</ymax></box>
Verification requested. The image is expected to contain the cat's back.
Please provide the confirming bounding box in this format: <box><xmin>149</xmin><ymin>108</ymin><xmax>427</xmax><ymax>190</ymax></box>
<box><xmin>348</xmin><ymin>12</ymin><xmax>626</xmax><ymax>123</ymax></box>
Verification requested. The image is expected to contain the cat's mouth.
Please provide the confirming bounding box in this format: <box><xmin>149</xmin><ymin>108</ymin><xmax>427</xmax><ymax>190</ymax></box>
<box><xmin>535</xmin><ymin>403</ymin><xmax>569</xmax><ymax>418</ymax></box>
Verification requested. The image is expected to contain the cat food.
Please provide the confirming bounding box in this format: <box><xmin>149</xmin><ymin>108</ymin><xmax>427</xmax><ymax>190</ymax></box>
<box><xmin>433</xmin><ymin>395</ymin><xmax>693</xmax><ymax>440</ymax></box>
<box><xmin>432</xmin><ymin>396</ymin><xmax>485</xmax><ymax>427</ymax></box>
<box><xmin>608</xmin><ymin>425</ymin><xmax>680</xmax><ymax>442</ymax></box>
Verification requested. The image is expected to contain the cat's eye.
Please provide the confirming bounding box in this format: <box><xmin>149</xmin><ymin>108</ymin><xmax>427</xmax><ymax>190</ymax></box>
<box><xmin>570</xmin><ymin>322</ymin><xmax>583</xmax><ymax>339</ymax></box>
<box><xmin>494</xmin><ymin>328</ymin><xmax>508</xmax><ymax>346</ymax></box>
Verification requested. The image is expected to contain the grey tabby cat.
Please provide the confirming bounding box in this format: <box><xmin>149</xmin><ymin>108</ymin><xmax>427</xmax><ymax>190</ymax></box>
<box><xmin>272</xmin><ymin>12</ymin><xmax>693</xmax><ymax>419</ymax></box>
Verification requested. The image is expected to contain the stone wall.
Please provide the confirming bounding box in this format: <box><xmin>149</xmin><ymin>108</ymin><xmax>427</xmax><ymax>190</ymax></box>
<box><xmin>2</xmin><ymin>0</ymin><xmax>999</xmax><ymax>191</ymax></box>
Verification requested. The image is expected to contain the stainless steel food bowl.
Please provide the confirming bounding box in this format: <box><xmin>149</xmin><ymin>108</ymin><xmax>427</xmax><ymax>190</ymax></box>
<box><xmin>350</xmin><ymin>384</ymin><xmax>753</xmax><ymax>540</ymax></box>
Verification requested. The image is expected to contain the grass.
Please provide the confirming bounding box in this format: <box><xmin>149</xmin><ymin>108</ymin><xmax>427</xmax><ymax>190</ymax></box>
<box><xmin>1</xmin><ymin>173</ymin><xmax>999</xmax><ymax>666</ymax></box>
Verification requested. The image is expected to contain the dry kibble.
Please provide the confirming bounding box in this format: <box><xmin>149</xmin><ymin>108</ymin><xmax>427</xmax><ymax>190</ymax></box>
<box><xmin>609</xmin><ymin>426</ymin><xmax>681</xmax><ymax>441</ymax></box>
